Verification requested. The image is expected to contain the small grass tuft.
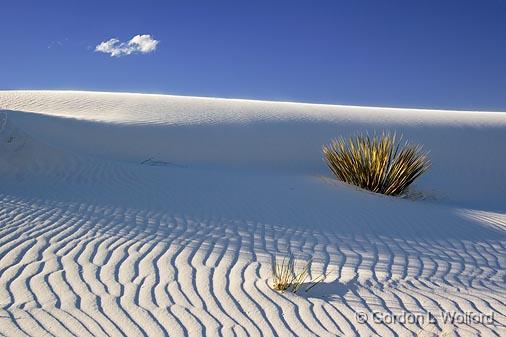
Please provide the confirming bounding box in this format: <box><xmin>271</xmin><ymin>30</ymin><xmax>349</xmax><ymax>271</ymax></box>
<box><xmin>323</xmin><ymin>132</ymin><xmax>430</xmax><ymax>196</ymax></box>
<box><xmin>271</xmin><ymin>255</ymin><xmax>329</xmax><ymax>294</ymax></box>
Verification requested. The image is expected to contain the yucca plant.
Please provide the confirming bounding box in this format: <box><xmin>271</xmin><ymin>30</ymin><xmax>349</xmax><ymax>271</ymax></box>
<box><xmin>323</xmin><ymin>132</ymin><xmax>430</xmax><ymax>196</ymax></box>
<box><xmin>271</xmin><ymin>255</ymin><xmax>329</xmax><ymax>294</ymax></box>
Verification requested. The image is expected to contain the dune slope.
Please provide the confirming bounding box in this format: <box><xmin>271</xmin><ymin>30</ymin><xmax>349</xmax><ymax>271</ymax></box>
<box><xmin>0</xmin><ymin>91</ymin><xmax>505</xmax><ymax>337</ymax></box>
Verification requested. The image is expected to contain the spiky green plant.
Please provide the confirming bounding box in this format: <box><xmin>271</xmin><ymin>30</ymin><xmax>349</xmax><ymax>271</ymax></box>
<box><xmin>271</xmin><ymin>255</ymin><xmax>328</xmax><ymax>294</ymax></box>
<box><xmin>323</xmin><ymin>133</ymin><xmax>430</xmax><ymax>196</ymax></box>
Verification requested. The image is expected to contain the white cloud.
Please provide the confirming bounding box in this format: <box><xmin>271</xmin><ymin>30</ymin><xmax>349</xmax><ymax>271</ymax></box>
<box><xmin>95</xmin><ymin>34</ymin><xmax>159</xmax><ymax>57</ymax></box>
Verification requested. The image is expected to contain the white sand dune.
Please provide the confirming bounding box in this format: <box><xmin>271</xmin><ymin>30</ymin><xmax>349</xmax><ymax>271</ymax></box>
<box><xmin>0</xmin><ymin>90</ymin><xmax>504</xmax><ymax>337</ymax></box>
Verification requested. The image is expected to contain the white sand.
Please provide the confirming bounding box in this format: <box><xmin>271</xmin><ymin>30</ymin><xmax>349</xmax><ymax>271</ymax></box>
<box><xmin>0</xmin><ymin>90</ymin><xmax>504</xmax><ymax>336</ymax></box>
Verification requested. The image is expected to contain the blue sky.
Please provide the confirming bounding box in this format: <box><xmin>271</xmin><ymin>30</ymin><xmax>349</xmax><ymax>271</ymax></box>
<box><xmin>1</xmin><ymin>0</ymin><xmax>506</xmax><ymax>110</ymax></box>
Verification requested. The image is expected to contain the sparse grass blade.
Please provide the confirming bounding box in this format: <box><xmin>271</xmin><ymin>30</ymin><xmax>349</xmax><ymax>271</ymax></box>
<box><xmin>271</xmin><ymin>256</ymin><xmax>329</xmax><ymax>294</ymax></box>
<box><xmin>291</xmin><ymin>258</ymin><xmax>312</xmax><ymax>293</ymax></box>
<box><xmin>272</xmin><ymin>255</ymin><xmax>295</xmax><ymax>291</ymax></box>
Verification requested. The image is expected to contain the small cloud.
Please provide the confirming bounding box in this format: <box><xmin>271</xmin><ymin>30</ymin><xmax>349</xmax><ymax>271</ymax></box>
<box><xmin>48</xmin><ymin>40</ymin><xmax>64</xmax><ymax>49</ymax></box>
<box><xmin>95</xmin><ymin>34</ymin><xmax>159</xmax><ymax>57</ymax></box>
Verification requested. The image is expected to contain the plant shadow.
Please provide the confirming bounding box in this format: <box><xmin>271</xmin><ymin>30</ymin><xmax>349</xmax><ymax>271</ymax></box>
<box><xmin>298</xmin><ymin>275</ymin><xmax>359</xmax><ymax>301</ymax></box>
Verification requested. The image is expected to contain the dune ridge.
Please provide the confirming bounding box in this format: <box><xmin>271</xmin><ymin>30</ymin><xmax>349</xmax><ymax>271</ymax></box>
<box><xmin>0</xmin><ymin>91</ymin><xmax>505</xmax><ymax>336</ymax></box>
